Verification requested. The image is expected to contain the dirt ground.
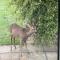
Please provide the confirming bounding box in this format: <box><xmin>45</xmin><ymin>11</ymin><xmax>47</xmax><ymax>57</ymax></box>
<box><xmin>0</xmin><ymin>45</ymin><xmax>57</xmax><ymax>60</ymax></box>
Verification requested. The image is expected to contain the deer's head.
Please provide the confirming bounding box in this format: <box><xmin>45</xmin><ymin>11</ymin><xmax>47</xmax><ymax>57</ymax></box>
<box><xmin>26</xmin><ymin>23</ymin><xmax>36</xmax><ymax>34</ymax></box>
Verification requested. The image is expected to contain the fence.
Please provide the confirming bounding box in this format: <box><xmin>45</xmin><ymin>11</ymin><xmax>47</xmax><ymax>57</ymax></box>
<box><xmin>0</xmin><ymin>34</ymin><xmax>57</xmax><ymax>60</ymax></box>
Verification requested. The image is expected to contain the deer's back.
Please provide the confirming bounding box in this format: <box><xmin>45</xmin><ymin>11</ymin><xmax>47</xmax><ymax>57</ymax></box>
<box><xmin>10</xmin><ymin>23</ymin><xmax>27</xmax><ymax>38</ymax></box>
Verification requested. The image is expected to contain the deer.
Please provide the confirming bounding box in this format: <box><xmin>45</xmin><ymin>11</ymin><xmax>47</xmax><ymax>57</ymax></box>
<box><xmin>9</xmin><ymin>23</ymin><xmax>36</xmax><ymax>56</ymax></box>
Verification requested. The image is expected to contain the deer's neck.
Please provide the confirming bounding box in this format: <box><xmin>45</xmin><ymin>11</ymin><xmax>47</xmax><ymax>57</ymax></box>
<box><xmin>27</xmin><ymin>31</ymin><xmax>35</xmax><ymax>37</ymax></box>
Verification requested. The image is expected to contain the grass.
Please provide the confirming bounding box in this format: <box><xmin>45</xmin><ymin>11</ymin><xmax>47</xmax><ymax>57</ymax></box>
<box><xmin>0</xmin><ymin>17</ymin><xmax>23</xmax><ymax>45</ymax></box>
<box><xmin>0</xmin><ymin>37</ymin><xmax>20</xmax><ymax>45</ymax></box>
<box><xmin>0</xmin><ymin>0</ymin><xmax>23</xmax><ymax>45</ymax></box>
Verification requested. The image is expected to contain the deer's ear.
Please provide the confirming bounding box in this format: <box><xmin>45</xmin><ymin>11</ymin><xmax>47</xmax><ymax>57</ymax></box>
<box><xmin>26</xmin><ymin>25</ymin><xmax>29</xmax><ymax>28</ymax></box>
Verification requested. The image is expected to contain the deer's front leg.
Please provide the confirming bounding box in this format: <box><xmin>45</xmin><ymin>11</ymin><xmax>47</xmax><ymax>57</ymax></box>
<box><xmin>23</xmin><ymin>39</ymin><xmax>30</xmax><ymax>54</ymax></box>
<box><xmin>22</xmin><ymin>38</ymin><xmax>27</xmax><ymax>48</ymax></box>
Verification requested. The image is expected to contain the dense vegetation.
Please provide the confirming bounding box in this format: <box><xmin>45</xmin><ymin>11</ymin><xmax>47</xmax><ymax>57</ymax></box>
<box><xmin>8</xmin><ymin>0</ymin><xmax>58</xmax><ymax>46</ymax></box>
<box><xmin>0</xmin><ymin>0</ymin><xmax>58</xmax><ymax>46</ymax></box>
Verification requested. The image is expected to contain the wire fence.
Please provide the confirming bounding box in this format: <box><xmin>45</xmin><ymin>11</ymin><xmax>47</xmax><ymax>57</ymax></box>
<box><xmin>0</xmin><ymin>44</ymin><xmax>57</xmax><ymax>60</ymax></box>
<box><xmin>0</xmin><ymin>34</ymin><xmax>57</xmax><ymax>60</ymax></box>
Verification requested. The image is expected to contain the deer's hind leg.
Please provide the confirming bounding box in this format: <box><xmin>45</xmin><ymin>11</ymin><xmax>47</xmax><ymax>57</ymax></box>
<box><xmin>11</xmin><ymin>35</ymin><xmax>16</xmax><ymax>50</ymax></box>
<box><xmin>13</xmin><ymin>37</ymin><xmax>16</xmax><ymax>49</ymax></box>
<box><xmin>11</xmin><ymin>35</ymin><xmax>13</xmax><ymax>51</ymax></box>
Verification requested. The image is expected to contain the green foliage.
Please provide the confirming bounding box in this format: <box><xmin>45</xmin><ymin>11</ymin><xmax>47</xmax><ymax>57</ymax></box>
<box><xmin>9</xmin><ymin>0</ymin><xmax>58</xmax><ymax>46</ymax></box>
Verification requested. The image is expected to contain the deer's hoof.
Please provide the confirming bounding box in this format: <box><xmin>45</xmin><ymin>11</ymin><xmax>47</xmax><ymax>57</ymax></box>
<box><xmin>21</xmin><ymin>54</ymin><xmax>22</xmax><ymax>57</ymax></box>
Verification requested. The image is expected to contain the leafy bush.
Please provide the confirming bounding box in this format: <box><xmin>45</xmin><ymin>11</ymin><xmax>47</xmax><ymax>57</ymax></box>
<box><xmin>9</xmin><ymin>0</ymin><xmax>58</xmax><ymax>46</ymax></box>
